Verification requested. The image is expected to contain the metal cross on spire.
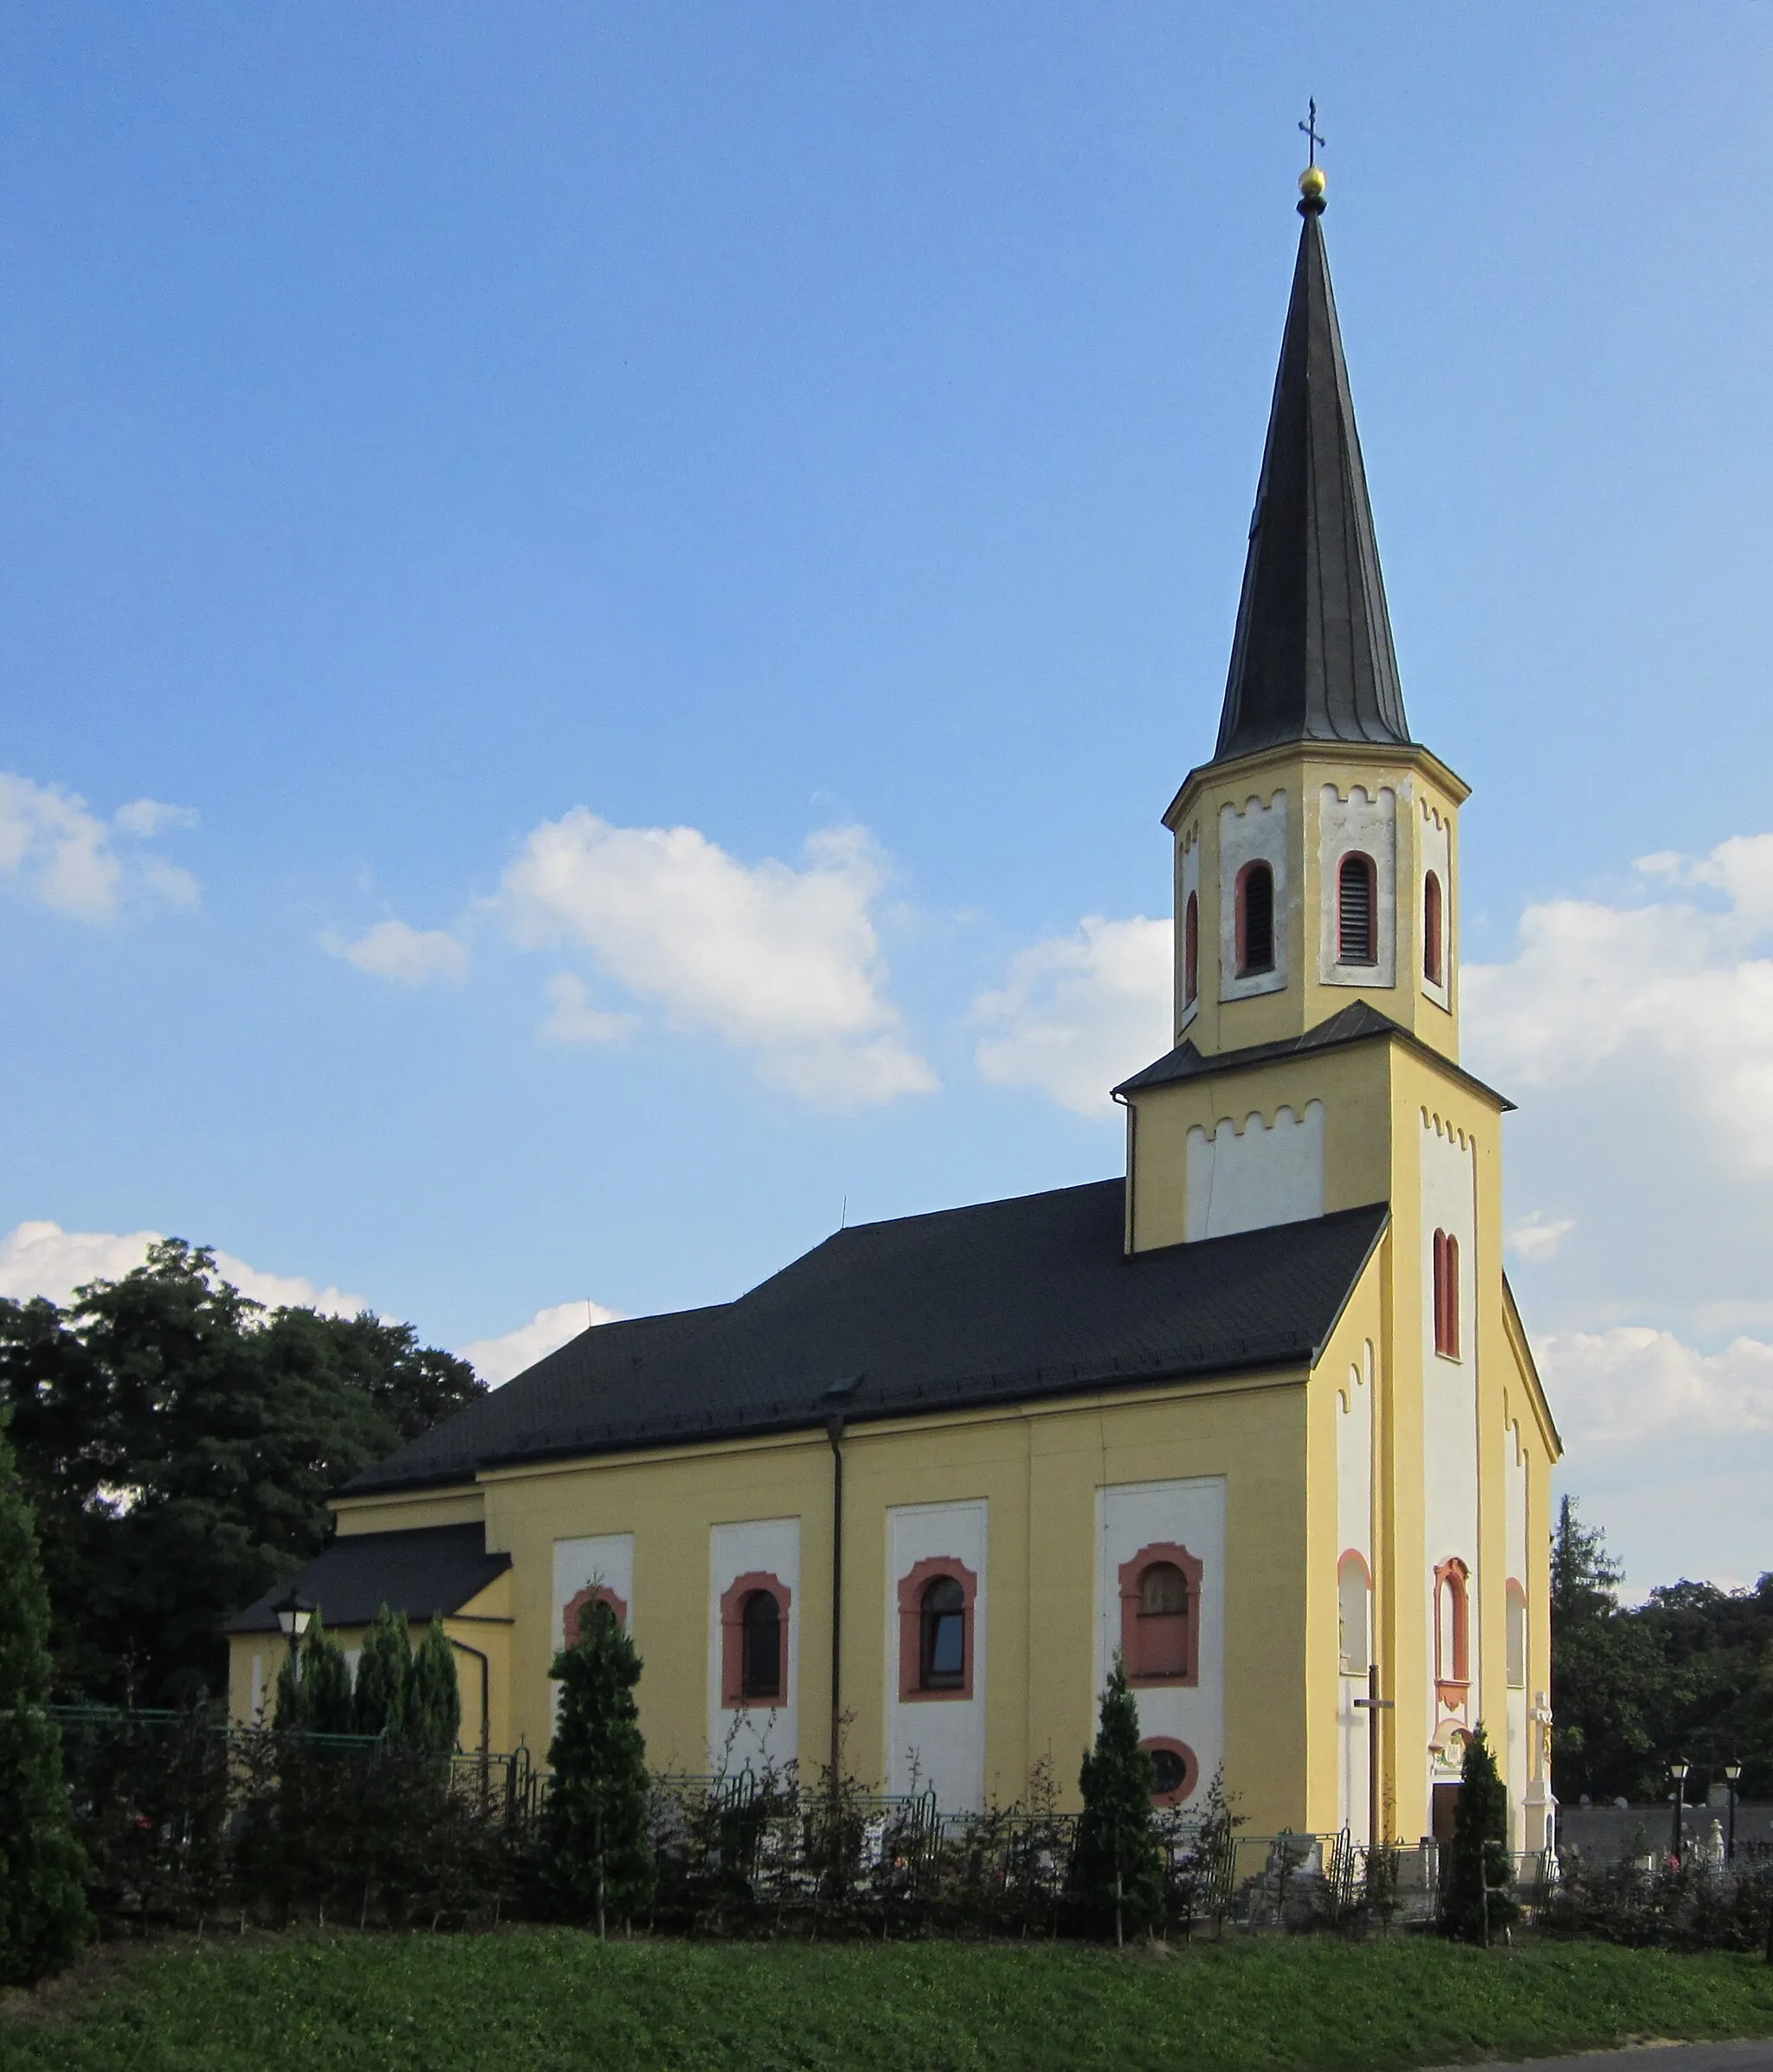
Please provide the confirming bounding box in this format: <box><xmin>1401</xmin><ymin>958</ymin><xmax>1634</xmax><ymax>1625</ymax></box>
<box><xmin>1298</xmin><ymin>98</ymin><xmax>1325</xmax><ymax>167</ymax></box>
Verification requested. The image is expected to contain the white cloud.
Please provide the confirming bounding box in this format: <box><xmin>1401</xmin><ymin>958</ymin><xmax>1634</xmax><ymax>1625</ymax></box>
<box><xmin>1506</xmin><ymin>1211</ymin><xmax>1576</xmax><ymax>1263</ymax></box>
<box><xmin>539</xmin><ymin>971</ymin><xmax>640</xmax><ymax>1046</ymax></box>
<box><xmin>0</xmin><ymin>773</ymin><xmax>199</xmax><ymax>920</ymax></box>
<box><xmin>1539</xmin><ymin>1326</ymin><xmax>1773</xmax><ymax>1449</ymax></box>
<box><xmin>323</xmin><ymin>919</ymin><xmax>467</xmax><ymax>986</ymax></box>
<box><xmin>970</xmin><ymin>915</ymin><xmax>1171</xmax><ymax>1117</ymax></box>
<box><xmin>500</xmin><ymin>813</ymin><xmax>934</xmax><ymax>1107</ymax></box>
<box><xmin>0</xmin><ymin>1220</ymin><xmax>367</xmax><ymax>1317</ymax></box>
<box><xmin>458</xmin><ymin>1298</ymin><xmax>624</xmax><ymax>1386</ymax></box>
<box><xmin>1463</xmin><ymin>841</ymin><xmax>1773</xmax><ymax>1172</ymax></box>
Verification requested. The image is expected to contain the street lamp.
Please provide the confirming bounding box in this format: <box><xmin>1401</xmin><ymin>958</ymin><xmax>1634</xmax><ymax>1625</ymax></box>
<box><xmin>272</xmin><ymin>1588</ymin><xmax>313</xmax><ymax>1695</ymax></box>
<box><xmin>1724</xmin><ymin>1761</ymin><xmax>1743</xmax><ymax>1864</ymax></box>
<box><xmin>1669</xmin><ymin>1759</ymin><xmax>1690</xmax><ymax>1866</ymax></box>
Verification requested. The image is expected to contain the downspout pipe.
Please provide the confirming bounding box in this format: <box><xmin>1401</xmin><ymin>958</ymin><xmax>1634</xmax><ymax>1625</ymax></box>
<box><xmin>445</xmin><ymin>1634</ymin><xmax>493</xmax><ymax>1784</ymax></box>
<box><xmin>826</xmin><ymin>1416</ymin><xmax>845</xmax><ymax>1789</ymax></box>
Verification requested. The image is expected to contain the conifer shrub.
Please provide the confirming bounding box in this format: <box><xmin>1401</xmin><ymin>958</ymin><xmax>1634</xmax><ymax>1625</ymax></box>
<box><xmin>0</xmin><ymin>1417</ymin><xmax>92</xmax><ymax>1984</ymax></box>
<box><xmin>1071</xmin><ymin>1656</ymin><xmax>1164</xmax><ymax>1940</ymax></box>
<box><xmin>544</xmin><ymin>1598</ymin><xmax>654</xmax><ymax>1933</ymax></box>
<box><xmin>1441</xmin><ymin>1723</ymin><xmax>1518</xmax><ymax>1943</ymax></box>
<box><xmin>297</xmin><ymin>1612</ymin><xmax>357</xmax><ymax>1736</ymax></box>
<box><xmin>353</xmin><ymin>1604</ymin><xmax>409</xmax><ymax>1739</ymax></box>
<box><xmin>403</xmin><ymin>1617</ymin><xmax>461</xmax><ymax>1752</ymax></box>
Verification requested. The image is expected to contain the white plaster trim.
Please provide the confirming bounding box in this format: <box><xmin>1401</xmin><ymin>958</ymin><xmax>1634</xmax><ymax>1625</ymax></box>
<box><xmin>1318</xmin><ymin>784</ymin><xmax>1397</xmax><ymax>989</ymax></box>
<box><xmin>1177</xmin><ymin>834</ymin><xmax>1202</xmax><ymax>1038</ymax></box>
<box><xmin>1419</xmin><ymin>799</ymin><xmax>1453</xmax><ymax>1014</ymax></box>
<box><xmin>1217</xmin><ymin>791</ymin><xmax>1288</xmax><ymax>1002</ymax></box>
<box><xmin>1185</xmin><ymin>1101</ymin><xmax>1325</xmax><ymax>1241</ymax></box>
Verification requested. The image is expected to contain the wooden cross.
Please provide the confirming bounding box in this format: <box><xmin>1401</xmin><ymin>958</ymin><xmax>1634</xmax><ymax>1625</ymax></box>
<box><xmin>1298</xmin><ymin>99</ymin><xmax>1325</xmax><ymax>168</ymax></box>
<box><xmin>1354</xmin><ymin>1662</ymin><xmax>1393</xmax><ymax>1853</ymax></box>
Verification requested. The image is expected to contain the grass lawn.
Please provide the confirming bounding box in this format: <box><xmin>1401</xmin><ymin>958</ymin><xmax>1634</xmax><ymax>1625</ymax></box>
<box><xmin>4</xmin><ymin>1931</ymin><xmax>1773</xmax><ymax>2072</ymax></box>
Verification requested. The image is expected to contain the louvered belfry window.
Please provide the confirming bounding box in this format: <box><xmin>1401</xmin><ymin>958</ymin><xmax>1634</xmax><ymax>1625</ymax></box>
<box><xmin>1338</xmin><ymin>853</ymin><xmax>1376</xmax><ymax>965</ymax></box>
<box><xmin>1237</xmin><ymin>862</ymin><xmax>1274</xmax><ymax>976</ymax></box>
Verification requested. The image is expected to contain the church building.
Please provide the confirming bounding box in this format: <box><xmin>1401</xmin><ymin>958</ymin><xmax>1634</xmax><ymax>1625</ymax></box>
<box><xmin>228</xmin><ymin>166</ymin><xmax>1561</xmax><ymax>1855</ymax></box>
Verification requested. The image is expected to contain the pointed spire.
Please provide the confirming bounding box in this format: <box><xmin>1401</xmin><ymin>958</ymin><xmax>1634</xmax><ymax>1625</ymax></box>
<box><xmin>1213</xmin><ymin>171</ymin><xmax>1411</xmax><ymax>762</ymax></box>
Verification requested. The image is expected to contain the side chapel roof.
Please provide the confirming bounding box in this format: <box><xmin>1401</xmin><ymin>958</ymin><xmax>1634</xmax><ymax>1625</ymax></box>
<box><xmin>224</xmin><ymin>1523</ymin><xmax>511</xmax><ymax>1636</ymax></box>
<box><xmin>1213</xmin><ymin>183</ymin><xmax>1411</xmax><ymax>762</ymax></box>
<box><xmin>341</xmin><ymin>1184</ymin><xmax>1390</xmax><ymax>1496</ymax></box>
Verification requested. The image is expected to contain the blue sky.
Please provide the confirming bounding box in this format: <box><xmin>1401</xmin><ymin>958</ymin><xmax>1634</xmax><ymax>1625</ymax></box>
<box><xmin>3</xmin><ymin>3</ymin><xmax>1770</xmax><ymax>1596</ymax></box>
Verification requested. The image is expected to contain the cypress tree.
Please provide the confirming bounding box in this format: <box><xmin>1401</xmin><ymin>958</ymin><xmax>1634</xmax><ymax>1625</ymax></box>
<box><xmin>297</xmin><ymin>1610</ymin><xmax>357</xmax><ymax>1736</ymax></box>
<box><xmin>272</xmin><ymin>1638</ymin><xmax>306</xmax><ymax>1730</ymax></box>
<box><xmin>353</xmin><ymin>1604</ymin><xmax>409</xmax><ymax>1738</ymax></box>
<box><xmin>0</xmin><ymin>1417</ymin><xmax>91</xmax><ymax>1985</ymax></box>
<box><xmin>401</xmin><ymin>1617</ymin><xmax>461</xmax><ymax>1752</ymax></box>
<box><xmin>1441</xmin><ymin>1723</ymin><xmax>1517</xmax><ymax>1943</ymax></box>
<box><xmin>544</xmin><ymin>1598</ymin><xmax>654</xmax><ymax>1933</ymax></box>
<box><xmin>1072</xmin><ymin>1656</ymin><xmax>1164</xmax><ymax>1941</ymax></box>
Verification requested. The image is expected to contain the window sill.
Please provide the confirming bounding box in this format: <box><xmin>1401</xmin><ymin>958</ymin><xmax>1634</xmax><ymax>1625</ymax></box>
<box><xmin>723</xmin><ymin>1694</ymin><xmax>789</xmax><ymax>1712</ymax></box>
<box><xmin>900</xmin><ymin>1684</ymin><xmax>972</xmax><ymax>1704</ymax></box>
<box><xmin>1434</xmin><ymin>1349</ymin><xmax>1463</xmax><ymax>1365</ymax></box>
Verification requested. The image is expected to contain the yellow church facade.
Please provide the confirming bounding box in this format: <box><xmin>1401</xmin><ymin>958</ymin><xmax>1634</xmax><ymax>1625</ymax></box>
<box><xmin>227</xmin><ymin>174</ymin><xmax>1560</xmax><ymax>1856</ymax></box>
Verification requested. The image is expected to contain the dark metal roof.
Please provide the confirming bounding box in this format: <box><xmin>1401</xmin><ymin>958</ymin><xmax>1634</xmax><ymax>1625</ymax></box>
<box><xmin>224</xmin><ymin>1524</ymin><xmax>511</xmax><ymax>1635</ymax></box>
<box><xmin>1112</xmin><ymin>1001</ymin><xmax>1513</xmax><ymax>1111</ymax></box>
<box><xmin>1214</xmin><ymin>203</ymin><xmax>1411</xmax><ymax>762</ymax></box>
<box><xmin>342</xmin><ymin>1184</ymin><xmax>1391</xmax><ymax>1496</ymax></box>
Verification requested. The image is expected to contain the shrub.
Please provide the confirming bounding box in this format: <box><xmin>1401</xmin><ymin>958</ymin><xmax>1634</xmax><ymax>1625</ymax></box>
<box><xmin>1071</xmin><ymin>1656</ymin><xmax>1164</xmax><ymax>1940</ymax></box>
<box><xmin>0</xmin><ymin>1417</ymin><xmax>91</xmax><ymax>1983</ymax></box>
<box><xmin>544</xmin><ymin>1600</ymin><xmax>653</xmax><ymax>1933</ymax></box>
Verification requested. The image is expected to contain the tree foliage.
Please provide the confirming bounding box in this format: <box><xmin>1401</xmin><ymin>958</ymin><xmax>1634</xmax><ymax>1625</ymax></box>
<box><xmin>0</xmin><ymin>1240</ymin><xmax>482</xmax><ymax>1703</ymax></box>
<box><xmin>0</xmin><ymin>1416</ymin><xmax>92</xmax><ymax>1985</ymax></box>
<box><xmin>1552</xmin><ymin>1495</ymin><xmax>1773</xmax><ymax>1803</ymax></box>
<box><xmin>544</xmin><ymin>1600</ymin><xmax>653</xmax><ymax>1929</ymax></box>
<box><xmin>403</xmin><ymin>1617</ymin><xmax>461</xmax><ymax>1753</ymax></box>
<box><xmin>353</xmin><ymin>1604</ymin><xmax>410</xmax><ymax>1739</ymax></box>
<box><xmin>1441</xmin><ymin>1724</ymin><xmax>1516</xmax><ymax>1943</ymax></box>
<box><xmin>1071</xmin><ymin>1656</ymin><xmax>1164</xmax><ymax>1936</ymax></box>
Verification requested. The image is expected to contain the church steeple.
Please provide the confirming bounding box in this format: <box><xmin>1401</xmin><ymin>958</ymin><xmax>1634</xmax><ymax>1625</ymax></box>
<box><xmin>1214</xmin><ymin>172</ymin><xmax>1410</xmax><ymax>762</ymax></box>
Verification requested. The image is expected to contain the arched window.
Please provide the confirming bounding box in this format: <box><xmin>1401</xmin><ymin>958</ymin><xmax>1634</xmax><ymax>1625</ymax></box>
<box><xmin>1423</xmin><ymin>870</ymin><xmax>1444</xmax><ymax>986</ymax></box>
<box><xmin>562</xmin><ymin>1583</ymin><xmax>627</xmax><ymax>1650</ymax></box>
<box><xmin>1338</xmin><ymin>853</ymin><xmax>1376</xmax><ymax>965</ymax></box>
<box><xmin>1433</xmin><ymin>1230</ymin><xmax>1460</xmax><ymax>1359</ymax></box>
<box><xmin>1236</xmin><ymin>861</ymin><xmax>1275</xmax><ymax>976</ymax></box>
<box><xmin>719</xmin><ymin>1571</ymin><xmax>791</xmax><ymax>1709</ymax></box>
<box><xmin>1137</xmin><ymin>1561</ymin><xmax>1190</xmax><ymax>1678</ymax></box>
<box><xmin>740</xmin><ymin>1590</ymin><xmax>781</xmax><ymax>1701</ymax></box>
<box><xmin>919</xmin><ymin>1576</ymin><xmax>966</xmax><ymax>1691</ymax></box>
<box><xmin>1505</xmin><ymin>1579</ymin><xmax>1528</xmax><ymax>1690</ymax></box>
<box><xmin>1119</xmin><ymin>1542</ymin><xmax>1203</xmax><ymax>1685</ymax></box>
<box><xmin>1338</xmin><ymin>1551</ymin><xmax>1372</xmax><ymax>1675</ymax></box>
<box><xmin>1183</xmin><ymin>891</ymin><xmax>1199</xmax><ymax>1006</ymax></box>
<box><xmin>1435</xmin><ymin>1558</ymin><xmax>1469</xmax><ymax>1699</ymax></box>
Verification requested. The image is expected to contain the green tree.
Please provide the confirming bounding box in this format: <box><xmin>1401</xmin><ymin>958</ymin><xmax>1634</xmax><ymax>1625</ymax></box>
<box><xmin>0</xmin><ymin>1242</ymin><xmax>483</xmax><ymax>1703</ymax></box>
<box><xmin>297</xmin><ymin>1612</ymin><xmax>356</xmax><ymax>1736</ymax></box>
<box><xmin>0</xmin><ymin>1417</ymin><xmax>91</xmax><ymax>1985</ymax></box>
<box><xmin>401</xmin><ymin>1617</ymin><xmax>461</xmax><ymax>1752</ymax></box>
<box><xmin>1441</xmin><ymin>1724</ymin><xmax>1517</xmax><ymax>1944</ymax></box>
<box><xmin>544</xmin><ymin>1600</ymin><xmax>654</xmax><ymax>1933</ymax></box>
<box><xmin>272</xmin><ymin>1639</ymin><xmax>305</xmax><ymax>1731</ymax></box>
<box><xmin>1551</xmin><ymin>1495</ymin><xmax>1678</xmax><ymax>1802</ymax></box>
<box><xmin>1071</xmin><ymin>1656</ymin><xmax>1164</xmax><ymax>1941</ymax></box>
<box><xmin>353</xmin><ymin>1604</ymin><xmax>409</xmax><ymax>1738</ymax></box>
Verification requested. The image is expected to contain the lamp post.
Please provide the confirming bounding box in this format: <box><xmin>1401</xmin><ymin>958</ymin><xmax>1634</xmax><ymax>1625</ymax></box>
<box><xmin>1669</xmin><ymin>1759</ymin><xmax>1690</xmax><ymax>1866</ymax></box>
<box><xmin>272</xmin><ymin>1588</ymin><xmax>313</xmax><ymax>1705</ymax></box>
<box><xmin>1724</xmin><ymin>1761</ymin><xmax>1743</xmax><ymax>1865</ymax></box>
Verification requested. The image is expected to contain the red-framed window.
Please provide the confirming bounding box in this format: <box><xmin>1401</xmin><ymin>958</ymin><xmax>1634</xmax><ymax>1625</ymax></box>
<box><xmin>1142</xmin><ymin>1736</ymin><xmax>1199</xmax><ymax>1808</ymax></box>
<box><xmin>1338</xmin><ymin>852</ymin><xmax>1376</xmax><ymax>965</ymax></box>
<box><xmin>719</xmin><ymin>1571</ymin><xmax>792</xmax><ymax>1709</ymax></box>
<box><xmin>896</xmin><ymin>1558</ymin><xmax>977</xmax><ymax>1701</ymax></box>
<box><xmin>1423</xmin><ymin>870</ymin><xmax>1444</xmax><ymax>986</ymax></box>
<box><xmin>1433</xmin><ymin>1230</ymin><xmax>1460</xmax><ymax>1359</ymax></box>
<box><xmin>1435</xmin><ymin>1557</ymin><xmax>1470</xmax><ymax>1703</ymax></box>
<box><xmin>1183</xmin><ymin>891</ymin><xmax>1200</xmax><ymax>1006</ymax></box>
<box><xmin>1235</xmin><ymin>861</ymin><xmax>1275</xmax><ymax>977</ymax></box>
<box><xmin>562</xmin><ymin>1583</ymin><xmax>627</xmax><ymax>1650</ymax></box>
<box><xmin>1119</xmin><ymin>1543</ymin><xmax>1203</xmax><ymax>1687</ymax></box>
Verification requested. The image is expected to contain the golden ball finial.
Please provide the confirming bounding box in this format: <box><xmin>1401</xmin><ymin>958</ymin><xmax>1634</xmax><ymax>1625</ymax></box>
<box><xmin>1297</xmin><ymin>164</ymin><xmax>1326</xmax><ymax>216</ymax></box>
